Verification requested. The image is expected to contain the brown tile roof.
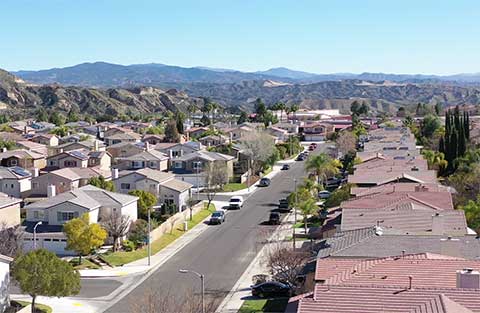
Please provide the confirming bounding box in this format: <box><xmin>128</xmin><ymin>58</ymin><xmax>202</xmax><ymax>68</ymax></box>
<box><xmin>351</xmin><ymin>183</ymin><xmax>452</xmax><ymax>197</ymax></box>
<box><xmin>348</xmin><ymin>170</ymin><xmax>438</xmax><ymax>185</ymax></box>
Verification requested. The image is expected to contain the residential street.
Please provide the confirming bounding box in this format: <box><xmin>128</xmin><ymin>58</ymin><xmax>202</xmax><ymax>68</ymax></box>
<box><xmin>97</xmin><ymin>144</ymin><xmax>326</xmax><ymax>313</ymax></box>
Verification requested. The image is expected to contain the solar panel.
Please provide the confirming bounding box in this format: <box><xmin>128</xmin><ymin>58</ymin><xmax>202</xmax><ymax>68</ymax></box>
<box><xmin>69</xmin><ymin>150</ymin><xmax>88</xmax><ymax>159</ymax></box>
<box><xmin>10</xmin><ymin>166</ymin><xmax>31</xmax><ymax>177</ymax></box>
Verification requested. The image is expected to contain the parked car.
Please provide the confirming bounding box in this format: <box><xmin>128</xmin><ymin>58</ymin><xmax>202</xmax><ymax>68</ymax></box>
<box><xmin>296</xmin><ymin>154</ymin><xmax>306</xmax><ymax>161</ymax></box>
<box><xmin>229</xmin><ymin>196</ymin><xmax>244</xmax><ymax>209</ymax></box>
<box><xmin>251</xmin><ymin>281</ymin><xmax>292</xmax><ymax>298</ymax></box>
<box><xmin>268</xmin><ymin>212</ymin><xmax>281</xmax><ymax>225</ymax></box>
<box><xmin>278</xmin><ymin>199</ymin><xmax>290</xmax><ymax>211</ymax></box>
<box><xmin>209</xmin><ymin>211</ymin><xmax>226</xmax><ymax>224</ymax></box>
<box><xmin>259</xmin><ymin>177</ymin><xmax>271</xmax><ymax>187</ymax></box>
<box><xmin>281</xmin><ymin>164</ymin><xmax>290</xmax><ymax>170</ymax></box>
<box><xmin>318</xmin><ymin>190</ymin><xmax>331</xmax><ymax>199</ymax></box>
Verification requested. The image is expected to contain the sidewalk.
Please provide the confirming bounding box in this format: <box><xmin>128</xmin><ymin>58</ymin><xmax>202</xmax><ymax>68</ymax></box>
<box><xmin>216</xmin><ymin>212</ymin><xmax>300</xmax><ymax>313</ymax></box>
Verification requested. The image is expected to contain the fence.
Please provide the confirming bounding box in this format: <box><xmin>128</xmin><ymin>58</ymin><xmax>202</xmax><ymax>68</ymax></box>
<box><xmin>149</xmin><ymin>201</ymin><xmax>206</xmax><ymax>242</ymax></box>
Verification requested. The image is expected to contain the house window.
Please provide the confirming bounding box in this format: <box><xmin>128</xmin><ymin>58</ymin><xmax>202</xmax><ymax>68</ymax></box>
<box><xmin>50</xmin><ymin>161</ymin><xmax>55</xmax><ymax>166</ymax></box>
<box><xmin>32</xmin><ymin>182</ymin><xmax>39</xmax><ymax>189</ymax></box>
<box><xmin>121</xmin><ymin>183</ymin><xmax>131</xmax><ymax>190</ymax></box>
<box><xmin>57</xmin><ymin>211</ymin><xmax>79</xmax><ymax>222</ymax></box>
<box><xmin>9</xmin><ymin>159</ymin><xmax>18</xmax><ymax>166</ymax></box>
<box><xmin>174</xmin><ymin>162</ymin><xmax>182</xmax><ymax>169</ymax></box>
<box><xmin>132</xmin><ymin>161</ymin><xmax>143</xmax><ymax>168</ymax></box>
<box><xmin>149</xmin><ymin>161</ymin><xmax>156</xmax><ymax>168</ymax></box>
<box><xmin>192</xmin><ymin>162</ymin><xmax>202</xmax><ymax>170</ymax></box>
<box><xmin>172</xmin><ymin>151</ymin><xmax>180</xmax><ymax>157</ymax></box>
<box><xmin>33</xmin><ymin>210</ymin><xmax>44</xmax><ymax>219</ymax></box>
<box><xmin>10</xmin><ymin>184</ymin><xmax>14</xmax><ymax>189</ymax></box>
<box><xmin>64</xmin><ymin>160</ymin><xmax>77</xmax><ymax>167</ymax></box>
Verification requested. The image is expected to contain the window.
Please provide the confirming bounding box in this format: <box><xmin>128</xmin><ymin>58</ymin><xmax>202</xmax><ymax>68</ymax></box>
<box><xmin>121</xmin><ymin>183</ymin><xmax>131</xmax><ymax>190</ymax></box>
<box><xmin>174</xmin><ymin>162</ymin><xmax>183</xmax><ymax>169</ymax></box>
<box><xmin>9</xmin><ymin>159</ymin><xmax>18</xmax><ymax>166</ymax></box>
<box><xmin>10</xmin><ymin>184</ymin><xmax>14</xmax><ymax>189</ymax></box>
<box><xmin>192</xmin><ymin>162</ymin><xmax>202</xmax><ymax>170</ymax></box>
<box><xmin>57</xmin><ymin>211</ymin><xmax>79</xmax><ymax>222</ymax></box>
<box><xmin>64</xmin><ymin>160</ymin><xmax>77</xmax><ymax>167</ymax></box>
<box><xmin>132</xmin><ymin>161</ymin><xmax>143</xmax><ymax>168</ymax></box>
<box><xmin>149</xmin><ymin>161</ymin><xmax>156</xmax><ymax>168</ymax></box>
<box><xmin>172</xmin><ymin>151</ymin><xmax>180</xmax><ymax>157</ymax></box>
<box><xmin>33</xmin><ymin>210</ymin><xmax>44</xmax><ymax>219</ymax></box>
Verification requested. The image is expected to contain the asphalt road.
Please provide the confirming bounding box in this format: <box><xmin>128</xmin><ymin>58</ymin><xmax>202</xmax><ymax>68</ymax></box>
<box><xmin>94</xmin><ymin>144</ymin><xmax>326</xmax><ymax>312</ymax></box>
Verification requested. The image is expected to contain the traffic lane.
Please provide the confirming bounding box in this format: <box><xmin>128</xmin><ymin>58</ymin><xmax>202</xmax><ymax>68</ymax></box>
<box><xmin>105</xmin><ymin>159</ymin><xmax>305</xmax><ymax>312</ymax></box>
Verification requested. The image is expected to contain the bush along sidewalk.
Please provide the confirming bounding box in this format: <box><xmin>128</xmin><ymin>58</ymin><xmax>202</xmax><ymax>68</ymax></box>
<box><xmin>101</xmin><ymin>204</ymin><xmax>215</xmax><ymax>266</ymax></box>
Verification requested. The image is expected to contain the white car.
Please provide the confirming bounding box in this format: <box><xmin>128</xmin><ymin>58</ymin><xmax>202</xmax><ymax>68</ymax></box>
<box><xmin>229</xmin><ymin>196</ymin><xmax>244</xmax><ymax>209</ymax></box>
<box><xmin>318</xmin><ymin>190</ymin><xmax>331</xmax><ymax>199</ymax></box>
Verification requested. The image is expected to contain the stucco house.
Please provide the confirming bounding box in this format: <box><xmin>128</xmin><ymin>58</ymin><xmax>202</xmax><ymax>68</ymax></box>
<box><xmin>23</xmin><ymin>185</ymin><xmax>138</xmax><ymax>255</ymax></box>
<box><xmin>198</xmin><ymin>135</ymin><xmax>229</xmax><ymax>147</ymax></box>
<box><xmin>104</xmin><ymin>131</ymin><xmax>141</xmax><ymax>146</ymax></box>
<box><xmin>113</xmin><ymin>168</ymin><xmax>192</xmax><ymax>212</ymax></box>
<box><xmin>301</xmin><ymin>122</ymin><xmax>335</xmax><ymax>141</ymax></box>
<box><xmin>30</xmin><ymin>167</ymin><xmax>111</xmax><ymax>197</ymax></box>
<box><xmin>31</xmin><ymin>134</ymin><xmax>59</xmax><ymax>146</ymax></box>
<box><xmin>0</xmin><ymin>167</ymin><xmax>31</xmax><ymax>198</ymax></box>
<box><xmin>107</xmin><ymin>142</ymin><xmax>146</xmax><ymax>160</ymax></box>
<box><xmin>50</xmin><ymin>139</ymin><xmax>106</xmax><ymax>155</ymax></box>
<box><xmin>116</xmin><ymin>148</ymin><xmax>169</xmax><ymax>171</ymax></box>
<box><xmin>0</xmin><ymin>192</ymin><xmax>21</xmax><ymax>228</ymax></box>
<box><xmin>0</xmin><ymin>254</ymin><xmax>13</xmax><ymax>313</ymax></box>
<box><xmin>156</xmin><ymin>142</ymin><xmax>202</xmax><ymax>159</ymax></box>
<box><xmin>0</xmin><ymin>149</ymin><xmax>46</xmax><ymax>171</ymax></box>
<box><xmin>46</xmin><ymin>149</ymin><xmax>111</xmax><ymax>171</ymax></box>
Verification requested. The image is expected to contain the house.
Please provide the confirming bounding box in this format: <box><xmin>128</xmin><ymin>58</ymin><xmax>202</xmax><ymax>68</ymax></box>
<box><xmin>113</xmin><ymin>168</ymin><xmax>192</xmax><ymax>211</ymax></box>
<box><xmin>51</xmin><ymin>139</ymin><xmax>106</xmax><ymax>155</ymax></box>
<box><xmin>274</xmin><ymin>122</ymin><xmax>299</xmax><ymax>134</ymax></box>
<box><xmin>225</xmin><ymin>125</ymin><xmax>255</xmax><ymax>141</ymax></box>
<box><xmin>31</xmin><ymin>121</ymin><xmax>56</xmax><ymax>132</ymax></box>
<box><xmin>315</xmin><ymin>227</ymin><xmax>480</xmax><ymax>260</ymax></box>
<box><xmin>350</xmin><ymin>182</ymin><xmax>453</xmax><ymax>197</ymax></box>
<box><xmin>31</xmin><ymin>133</ymin><xmax>59</xmax><ymax>146</ymax></box>
<box><xmin>347</xmin><ymin>168</ymin><xmax>438</xmax><ymax>187</ymax></box>
<box><xmin>9</xmin><ymin>122</ymin><xmax>35</xmax><ymax>135</ymax></box>
<box><xmin>30</xmin><ymin>167</ymin><xmax>111</xmax><ymax>197</ymax></box>
<box><xmin>142</xmin><ymin>134</ymin><xmax>165</xmax><ymax>145</ymax></box>
<box><xmin>16</xmin><ymin>141</ymin><xmax>48</xmax><ymax>157</ymax></box>
<box><xmin>0</xmin><ymin>149</ymin><xmax>46</xmax><ymax>170</ymax></box>
<box><xmin>301</xmin><ymin>123</ymin><xmax>335</xmax><ymax>141</ymax></box>
<box><xmin>156</xmin><ymin>142</ymin><xmax>202</xmax><ymax>159</ymax></box>
<box><xmin>0</xmin><ymin>192</ymin><xmax>21</xmax><ymax>227</ymax></box>
<box><xmin>116</xmin><ymin>147</ymin><xmax>169</xmax><ymax>171</ymax></box>
<box><xmin>266</xmin><ymin>126</ymin><xmax>289</xmax><ymax>142</ymax></box>
<box><xmin>104</xmin><ymin>128</ymin><xmax>141</xmax><ymax>146</ymax></box>
<box><xmin>287</xmin><ymin>253</ymin><xmax>480</xmax><ymax>313</ymax></box>
<box><xmin>0</xmin><ymin>167</ymin><xmax>31</xmax><ymax>198</ymax></box>
<box><xmin>107</xmin><ymin>142</ymin><xmax>146</xmax><ymax>159</ymax></box>
<box><xmin>46</xmin><ymin>149</ymin><xmax>111</xmax><ymax>171</ymax></box>
<box><xmin>0</xmin><ymin>254</ymin><xmax>13</xmax><ymax>313</ymax></box>
<box><xmin>171</xmin><ymin>151</ymin><xmax>235</xmax><ymax>186</ymax></box>
<box><xmin>198</xmin><ymin>134</ymin><xmax>229</xmax><ymax>147</ymax></box>
<box><xmin>23</xmin><ymin>185</ymin><xmax>138</xmax><ymax>255</ymax></box>
<box><xmin>186</xmin><ymin>127</ymin><xmax>209</xmax><ymax>139</ymax></box>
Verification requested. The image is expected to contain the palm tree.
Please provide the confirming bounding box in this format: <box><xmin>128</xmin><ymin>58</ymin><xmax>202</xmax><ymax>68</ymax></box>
<box><xmin>277</xmin><ymin>102</ymin><xmax>287</xmax><ymax>122</ymax></box>
<box><xmin>187</xmin><ymin>104</ymin><xmax>196</xmax><ymax>122</ymax></box>
<box><xmin>298</xmin><ymin>197</ymin><xmax>318</xmax><ymax>233</ymax></box>
<box><xmin>305</xmin><ymin>153</ymin><xmax>339</xmax><ymax>188</ymax></box>
<box><xmin>422</xmin><ymin>150</ymin><xmax>448</xmax><ymax>175</ymax></box>
<box><xmin>290</xmin><ymin>104</ymin><xmax>299</xmax><ymax>121</ymax></box>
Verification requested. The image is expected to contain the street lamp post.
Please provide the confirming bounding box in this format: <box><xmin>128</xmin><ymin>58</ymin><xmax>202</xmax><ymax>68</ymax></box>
<box><xmin>33</xmin><ymin>221</ymin><xmax>43</xmax><ymax>249</ymax></box>
<box><xmin>293</xmin><ymin>178</ymin><xmax>297</xmax><ymax>250</ymax></box>
<box><xmin>195</xmin><ymin>161</ymin><xmax>201</xmax><ymax>201</ymax></box>
<box><xmin>179</xmin><ymin>269</ymin><xmax>205</xmax><ymax>313</ymax></box>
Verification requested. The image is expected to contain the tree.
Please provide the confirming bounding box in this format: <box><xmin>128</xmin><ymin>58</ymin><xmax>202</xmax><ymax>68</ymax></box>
<box><xmin>324</xmin><ymin>184</ymin><xmax>352</xmax><ymax>208</ymax></box>
<box><xmin>237</xmin><ymin>111</ymin><xmax>248</xmax><ymax>125</ymax></box>
<box><xmin>238</xmin><ymin>131</ymin><xmax>276</xmax><ymax>174</ymax></box>
<box><xmin>459</xmin><ymin>196</ymin><xmax>480</xmax><ymax>234</ymax></box>
<box><xmin>128</xmin><ymin>190</ymin><xmax>157</xmax><ymax>220</ymax></box>
<box><xmin>186</xmin><ymin>197</ymin><xmax>196</xmax><ymax>221</ymax></box>
<box><xmin>187</xmin><ymin>104</ymin><xmax>197</xmax><ymax>121</ymax></box>
<box><xmin>63</xmin><ymin>213</ymin><xmax>107</xmax><ymax>264</ymax></box>
<box><xmin>298</xmin><ymin>197</ymin><xmax>317</xmax><ymax>233</ymax></box>
<box><xmin>175</xmin><ymin>112</ymin><xmax>186</xmax><ymax>134</ymax></box>
<box><xmin>0</xmin><ymin>139</ymin><xmax>16</xmax><ymax>151</ymax></box>
<box><xmin>164</xmin><ymin>119</ymin><xmax>180</xmax><ymax>142</ymax></box>
<box><xmin>336</xmin><ymin>131</ymin><xmax>356</xmax><ymax>156</ymax></box>
<box><xmin>421</xmin><ymin>150</ymin><xmax>448</xmax><ymax>175</ymax></box>
<box><xmin>49</xmin><ymin>111</ymin><xmax>66</xmax><ymax>126</ymax></box>
<box><xmin>305</xmin><ymin>153</ymin><xmax>339</xmax><ymax>187</ymax></box>
<box><xmin>0</xmin><ymin>223</ymin><xmax>23</xmax><ymax>257</ymax></box>
<box><xmin>88</xmin><ymin>175</ymin><xmax>115</xmax><ymax>191</ymax></box>
<box><xmin>67</xmin><ymin>109</ymin><xmax>80</xmax><ymax>122</ymax></box>
<box><xmin>101</xmin><ymin>213</ymin><xmax>131</xmax><ymax>252</ymax></box>
<box><xmin>128</xmin><ymin>219</ymin><xmax>149</xmax><ymax>249</ymax></box>
<box><xmin>50</xmin><ymin>126</ymin><xmax>71</xmax><ymax>137</ymax></box>
<box><xmin>420</xmin><ymin>114</ymin><xmax>441</xmax><ymax>139</ymax></box>
<box><xmin>36</xmin><ymin>108</ymin><xmax>49</xmax><ymax>122</ymax></box>
<box><xmin>204</xmin><ymin>162</ymin><xmax>229</xmax><ymax>209</ymax></box>
<box><xmin>12</xmin><ymin>249</ymin><xmax>80</xmax><ymax>313</ymax></box>
<box><xmin>266</xmin><ymin>245</ymin><xmax>309</xmax><ymax>288</ymax></box>
<box><xmin>289</xmin><ymin>104</ymin><xmax>299</xmax><ymax>121</ymax></box>
<box><xmin>200</xmin><ymin>114</ymin><xmax>211</xmax><ymax>126</ymax></box>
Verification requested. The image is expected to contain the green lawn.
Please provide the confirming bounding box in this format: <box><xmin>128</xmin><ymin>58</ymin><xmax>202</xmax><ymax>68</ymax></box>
<box><xmin>222</xmin><ymin>182</ymin><xmax>247</xmax><ymax>192</ymax></box>
<box><xmin>102</xmin><ymin>204</ymin><xmax>215</xmax><ymax>266</ymax></box>
<box><xmin>13</xmin><ymin>300</ymin><xmax>52</xmax><ymax>313</ymax></box>
<box><xmin>69</xmin><ymin>257</ymin><xmax>101</xmax><ymax>270</ymax></box>
<box><xmin>239</xmin><ymin>298</ymin><xmax>289</xmax><ymax>313</ymax></box>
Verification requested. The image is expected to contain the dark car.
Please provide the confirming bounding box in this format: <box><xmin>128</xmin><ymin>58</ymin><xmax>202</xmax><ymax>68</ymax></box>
<box><xmin>296</xmin><ymin>154</ymin><xmax>306</xmax><ymax>161</ymax></box>
<box><xmin>251</xmin><ymin>281</ymin><xmax>291</xmax><ymax>298</ymax></box>
<box><xmin>259</xmin><ymin>177</ymin><xmax>271</xmax><ymax>187</ymax></box>
<box><xmin>268</xmin><ymin>212</ymin><xmax>281</xmax><ymax>225</ymax></box>
<box><xmin>209</xmin><ymin>211</ymin><xmax>225</xmax><ymax>224</ymax></box>
<box><xmin>278</xmin><ymin>199</ymin><xmax>290</xmax><ymax>211</ymax></box>
<box><xmin>308</xmin><ymin>145</ymin><xmax>315</xmax><ymax>151</ymax></box>
<box><xmin>281</xmin><ymin>164</ymin><xmax>290</xmax><ymax>170</ymax></box>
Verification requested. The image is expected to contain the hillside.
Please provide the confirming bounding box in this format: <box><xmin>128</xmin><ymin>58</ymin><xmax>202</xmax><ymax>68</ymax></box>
<box><xmin>0</xmin><ymin>69</ymin><xmax>203</xmax><ymax>119</ymax></box>
<box><xmin>162</xmin><ymin>80</ymin><xmax>480</xmax><ymax>113</ymax></box>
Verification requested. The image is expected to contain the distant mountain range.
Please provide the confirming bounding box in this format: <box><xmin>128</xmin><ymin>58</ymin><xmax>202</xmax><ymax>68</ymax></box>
<box><xmin>13</xmin><ymin>62</ymin><xmax>480</xmax><ymax>87</ymax></box>
<box><xmin>3</xmin><ymin>62</ymin><xmax>480</xmax><ymax>117</ymax></box>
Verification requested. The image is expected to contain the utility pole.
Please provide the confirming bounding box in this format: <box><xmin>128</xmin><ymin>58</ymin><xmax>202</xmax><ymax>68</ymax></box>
<box><xmin>147</xmin><ymin>207</ymin><xmax>151</xmax><ymax>266</ymax></box>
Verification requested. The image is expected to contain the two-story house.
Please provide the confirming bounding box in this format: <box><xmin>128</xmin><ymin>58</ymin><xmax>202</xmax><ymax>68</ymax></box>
<box><xmin>113</xmin><ymin>168</ymin><xmax>192</xmax><ymax>212</ymax></box>
<box><xmin>301</xmin><ymin>122</ymin><xmax>335</xmax><ymax>141</ymax></box>
<box><xmin>23</xmin><ymin>185</ymin><xmax>138</xmax><ymax>255</ymax></box>
<box><xmin>31</xmin><ymin>134</ymin><xmax>59</xmax><ymax>146</ymax></box>
<box><xmin>0</xmin><ymin>167</ymin><xmax>31</xmax><ymax>198</ymax></box>
<box><xmin>46</xmin><ymin>149</ymin><xmax>111</xmax><ymax>171</ymax></box>
<box><xmin>116</xmin><ymin>148</ymin><xmax>169</xmax><ymax>171</ymax></box>
<box><xmin>0</xmin><ymin>192</ymin><xmax>21</xmax><ymax>228</ymax></box>
<box><xmin>0</xmin><ymin>149</ymin><xmax>46</xmax><ymax>171</ymax></box>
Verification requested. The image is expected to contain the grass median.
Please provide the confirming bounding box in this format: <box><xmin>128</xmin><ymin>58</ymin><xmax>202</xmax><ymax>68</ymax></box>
<box><xmin>101</xmin><ymin>204</ymin><xmax>215</xmax><ymax>267</ymax></box>
<box><xmin>12</xmin><ymin>300</ymin><xmax>52</xmax><ymax>313</ymax></box>
<box><xmin>222</xmin><ymin>182</ymin><xmax>247</xmax><ymax>192</ymax></box>
<box><xmin>238</xmin><ymin>298</ymin><xmax>288</xmax><ymax>313</ymax></box>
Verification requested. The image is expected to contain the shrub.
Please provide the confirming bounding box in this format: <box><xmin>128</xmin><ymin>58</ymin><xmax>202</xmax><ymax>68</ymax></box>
<box><xmin>122</xmin><ymin>240</ymin><xmax>135</xmax><ymax>252</ymax></box>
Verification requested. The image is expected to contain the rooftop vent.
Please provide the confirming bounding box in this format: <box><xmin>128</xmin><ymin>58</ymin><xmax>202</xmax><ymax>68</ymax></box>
<box><xmin>457</xmin><ymin>268</ymin><xmax>480</xmax><ymax>289</ymax></box>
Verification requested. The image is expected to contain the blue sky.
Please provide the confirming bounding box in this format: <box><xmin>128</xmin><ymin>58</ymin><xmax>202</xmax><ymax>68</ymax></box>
<box><xmin>1</xmin><ymin>0</ymin><xmax>479</xmax><ymax>74</ymax></box>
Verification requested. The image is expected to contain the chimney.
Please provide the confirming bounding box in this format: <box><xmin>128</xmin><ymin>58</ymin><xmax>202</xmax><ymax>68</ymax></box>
<box><xmin>47</xmin><ymin>185</ymin><xmax>56</xmax><ymax>198</ymax></box>
<box><xmin>408</xmin><ymin>276</ymin><xmax>413</xmax><ymax>290</ymax></box>
<box><xmin>112</xmin><ymin>168</ymin><xmax>119</xmax><ymax>180</ymax></box>
<box><xmin>432</xmin><ymin>213</ymin><xmax>445</xmax><ymax>235</ymax></box>
<box><xmin>145</xmin><ymin>142</ymin><xmax>150</xmax><ymax>151</ymax></box>
<box><xmin>1</xmin><ymin>147</ymin><xmax>6</xmax><ymax>153</ymax></box>
<box><xmin>456</xmin><ymin>268</ymin><xmax>480</xmax><ymax>289</ymax></box>
<box><xmin>93</xmin><ymin>140</ymin><xmax>99</xmax><ymax>152</ymax></box>
<box><xmin>24</xmin><ymin>125</ymin><xmax>28</xmax><ymax>135</ymax></box>
<box><xmin>32</xmin><ymin>167</ymin><xmax>39</xmax><ymax>178</ymax></box>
